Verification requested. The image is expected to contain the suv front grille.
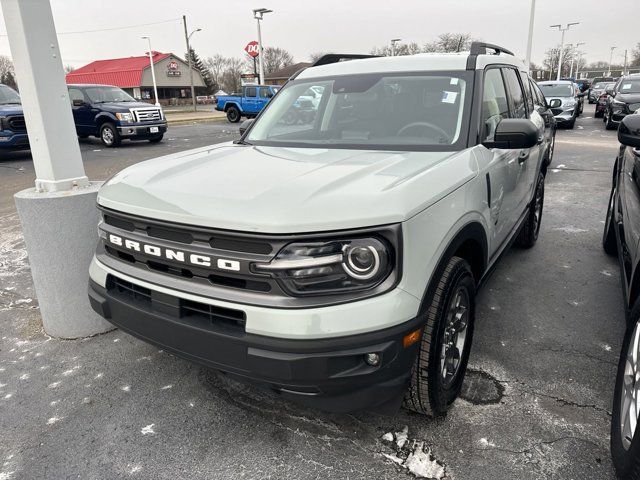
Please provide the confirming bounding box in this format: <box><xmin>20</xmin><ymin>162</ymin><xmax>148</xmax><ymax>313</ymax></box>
<box><xmin>628</xmin><ymin>102</ymin><xmax>640</xmax><ymax>113</ymax></box>
<box><xmin>132</xmin><ymin>108</ymin><xmax>162</xmax><ymax>123</ymax></box>
<box><xmin>7</xmin><ymin>115</ymin><xmax>26</xmax><ymax>132</ymax></box>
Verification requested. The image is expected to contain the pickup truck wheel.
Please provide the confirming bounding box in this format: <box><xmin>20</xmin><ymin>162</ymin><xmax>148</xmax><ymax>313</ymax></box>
<box><xmin>148</xmin><ymin>134</ymin><xmax>164</xmax><ymax>144</ymax></box>
<box><xmin>603</xmin><ymin>185</ymin><xmax>618</xmax><ymax>256</ymax></box>
<box><xmin>611</xmin><ymin>304</ymin><xmax>640</xmax><ymax>479</ymax></box>
<box><xmin>404</xmin><ymin>256</ymin><xmax>475</xmax><ymax>416</ymax></box>
<box><xmin>100</xmin><ymin>123</ymin><xmax>121</xmax><ymax>147</ymax></box>
<box><xmin>226</xmin><ymin>106</ymin><xmax>241</xmax><ymax>123</ymax></box>
<box><xmin>516</xmin><ymin>172</ymin><xmax>545</xmax><ymax>248</ymax></box>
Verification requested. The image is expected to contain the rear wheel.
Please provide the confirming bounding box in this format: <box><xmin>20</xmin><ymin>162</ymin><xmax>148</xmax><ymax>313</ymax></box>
<box><xmin>517</xmin><ymin>172</ymin><xmax>545</xmax><ymax>248</ymax></box>
<box><xmin>611</xmin><ymin>305</ymin><xmax>640</xmax><ymax>479</ymax></box>
<box><xmin>603</xmin><ymin>185</ymin><xmax>618</xmax><ymax>256</ymax></box>
<box><xmin>404</xmin><ymin>256</ymin><xmax>475</xmax><ymax>416</ymax></box>
<box><xmin>226</xmin><ymin>106</ymin><xmax>241</xmax><ymax>123</ymax></box>
<box><xmin>100</xmin><ymin>123</ymin><xmax>120</xmax><ymax>147</ymax></box>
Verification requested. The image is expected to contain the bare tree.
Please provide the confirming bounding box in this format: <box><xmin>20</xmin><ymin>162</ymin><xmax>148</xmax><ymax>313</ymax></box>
<box><xmin>203</xmin><ymin>54</ymin><xmax>229</xmax><ymax>92</ymax></box>
<box><xmin>309</xmin><ymin>52</ymin><xmax>330</xmax><ymax>63</ymax></box>
<box><xmin>0</xmin><ymin>55</ymin><xmax>17</xmax><ymax>90</ymax></box>
<box><xmin>632</xmin><ymin>43</ymin><xmax>640</xmax><ymax>67</ymax></box>
<box><xmin>220</xmin><ymin>57</ymin><xmax>245</xmax><ymax>94</ymax></box>
<box><xmin>371</xmin><ymin>42</ymin><xmax>422</xmax><ymax>56</ymax></box>
<box><xmin>262</xmin><ymin>47</ymin><xmax>294</xmax><ymax>73</ymax></box>
<box><xmin>64</xmin><ymin>64</ymin><xmax>75</xmax><ymax>74</ymax></box>
<box><xmin>424</xmin><ymin>33</ymin><xmax>473</xmax><ymax>53</ymax></box>
<box><xmin>542</xmin><ymin>45</ymin><xmax>585</xmax><ymax>79</ymax></box>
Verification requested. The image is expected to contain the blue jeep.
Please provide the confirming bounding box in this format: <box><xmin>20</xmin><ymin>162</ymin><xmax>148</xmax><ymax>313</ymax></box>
<box><xmin>215</xmin><ymin>85</ymin><xmax>280</xmax><ymax>123</ymax></box>
<box><xmin>68</xmin><ymin>84</ymin><xmax>167</xmax><ymax>147</ymax></box>
<box><xmin>0</xmin><ymin>84</ymin><xmax>29</xmax><ymax>153</ymax></box>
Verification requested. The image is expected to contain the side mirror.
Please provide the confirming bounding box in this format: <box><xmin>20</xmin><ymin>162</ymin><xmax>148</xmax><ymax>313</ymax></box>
<box><xmin>619</xmin><ymin>114</ymin><xmax>640</xmax><ymax>148</ymax></box>
<box><xmin>239</xmin><ymin>119</ymin><xmax>254</xmax><ymax>136</ymax></box>
<box><xmin>548</xmin><ymin>99</ymin><xmax>562</xmax><ymax>109</ymax></box>
<box><xmin>72</xmin><ymin>99</ymin><xmax>86</xmax><ymax>107</ymax></box>
<box><xmin>606</xmin><ymin>88</ymin><xmax>615</xmax><ymax>96</ymax></box>
<box><xmin>483</xmin><ymin>118</ymin><xmax>539</xmax><ymax>149</ymax></box>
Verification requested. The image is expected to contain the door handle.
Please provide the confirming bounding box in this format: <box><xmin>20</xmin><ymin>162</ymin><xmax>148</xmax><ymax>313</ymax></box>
<box><xmin>518</xmin><ymin>150</ymin><xmax>529</xmax><ymax>164</ymax></box>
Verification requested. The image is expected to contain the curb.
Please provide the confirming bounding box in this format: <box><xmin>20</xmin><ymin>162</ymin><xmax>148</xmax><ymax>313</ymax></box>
<box><xmin>166</xmin><ymin>116</ymin><xmax>229</xmax><ymax>126</ymax></box>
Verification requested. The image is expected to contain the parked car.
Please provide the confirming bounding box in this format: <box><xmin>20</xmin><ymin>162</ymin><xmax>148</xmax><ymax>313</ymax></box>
<box><xmin>88</xmin><ymin>43</ymin><xmax>551</xmax><ymax>416</ymax></box>
<box><xmin>215</xmin><ymin>85</ymin><xmax>280</xmax><ymax>123</ymax></box>
<box><xmin>67</xmin><ymin>84</ymin><xmax>167</xmax><ymax>147</ymax></box>
<box><xmin>603</xmin><ymin>114</ymin><xmax>640</xmax><ymax>479</ymax></box>
<box><xmin>0</xmin><ymin>84</ymin><xmax>29</xmax><ymax>153</ymax></box>
<box><xmin>604</xmin><ymin>74</ymin><xmax>640</xmax><ymax>130</ymax></box>
<box><xmin>595</xmin><ymin>83</ymin><xmax>616</xmax><ymax>118</ymax></box>
<box><xmin>538</xmin><ymin>80</ymin><xmax>582</xmax><ymax>128</ymax></box>
<box><xmin>528</xmin><ymin>78</ymin><xmax>557</xmax><ymax>167</ymax></box>
<box><xmin>589</xmin><ymin>76</ymin><xmax>617</xmax><ymax>103</ymax></box>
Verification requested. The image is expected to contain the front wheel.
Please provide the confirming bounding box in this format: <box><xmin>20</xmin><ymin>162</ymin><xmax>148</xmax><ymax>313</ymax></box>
<box><xmin>516</xmin><ymin>172</ymin><xmax>545</xmax><ymax>248</ymax></box>
<box><xmin>606</xmin><ymin>110</ymin><xmax>616</xmax><ymax>130</ymax></box>
<box><xmin>611</xmin><ymin>306</ymin><xmax>640</xmax><ymax>479</ymax></box>
<box><xmin>404</xmin><ymin>256</ymin><xmax>476</xmax><ymax>416</ymax></box>
<box><xmin>226</xmin><ymin>106</ymin><xmax>241</xmax><ymax>123</ymax></box>
<box><xmin>100</xmin><ymin>123</ymin><xmax>121</xmax><ymax>147</ymax></box>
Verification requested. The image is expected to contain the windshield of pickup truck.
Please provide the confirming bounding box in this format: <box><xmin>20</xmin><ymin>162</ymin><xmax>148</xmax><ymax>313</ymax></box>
<box><xmin>245</xmin><ymin>72</ymin><xmax>470</xmax><ymax>150</ymax></box>
<box><xmin>538</xmin><ymin>84</ymin><xmax>574</xmax><ymax>97</ymax></box>
<box><xmin>0</xmin><ymin>85</ymin><xmax>21</xmax><ymax>104</ymax></box>
<box><xmin>85</xmin><ymin>86</ymin><xmax>136</xmax><ymax>103</ymax></box>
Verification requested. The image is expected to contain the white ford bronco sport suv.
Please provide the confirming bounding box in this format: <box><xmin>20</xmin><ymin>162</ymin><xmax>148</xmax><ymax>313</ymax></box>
<box><xmin>88</xmin><ymin>43</ymin><xmax>552</xmax><ymax>415</ymax></box>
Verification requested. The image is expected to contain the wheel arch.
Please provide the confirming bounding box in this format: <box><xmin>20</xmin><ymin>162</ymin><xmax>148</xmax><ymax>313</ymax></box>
<box><xmin>224</xmin><ymin>102</ymin><xmax>241</xmax><ymax>112</ymax></box>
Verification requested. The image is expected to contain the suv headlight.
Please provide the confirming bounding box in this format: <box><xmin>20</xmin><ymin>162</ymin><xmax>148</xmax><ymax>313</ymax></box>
<box><xmin>612</xmin><ymin>99</ymin><xmax>626</xmax><ymax>106</ymax></box>
<box><xmin>116</xmin><ymin>112</ymin><xmax>134</xmax><ymax>123</ymax></box>
<box><xmin>253</xmin><ymin>237</ymin><xmax>394</xmax><ymax>296</ymax></box>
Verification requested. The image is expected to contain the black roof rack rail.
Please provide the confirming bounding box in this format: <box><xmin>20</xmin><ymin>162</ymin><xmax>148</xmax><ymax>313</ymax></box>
<box><xmin>466</xmin><ymin>42</ymin><xmax>515</xmax><ymax>70</ymax></box>
<box><xmin>311</xmin><ymin>54</ymin><xmax>380</xmax><ymax>67</ymax></box>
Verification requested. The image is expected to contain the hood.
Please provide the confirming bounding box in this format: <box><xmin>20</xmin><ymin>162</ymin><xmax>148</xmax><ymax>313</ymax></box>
<box><xmin>95</xmin><ymin>101</ymin><xmax>160</xmax><ymax>112</ymax></box>
<box><xmin>0</xmin><ymin>103</ymin><xmax>23</xmax><ymax>115</ymax></box>
<box><xmin>98</xmin><ymin>143</ymin><xmax>478</xmax><ymax>233</ymax></box>
<box><xmin>615</xmin><ymin>93</ymin><xmax>640</xmax><ymax>104</ymax></box>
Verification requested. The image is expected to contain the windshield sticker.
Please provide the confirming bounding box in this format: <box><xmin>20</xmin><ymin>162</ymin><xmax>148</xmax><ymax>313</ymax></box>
<box><xmin>622</xmin><ymin>83</ymin><xmax>632</xmax><ymax>90</ymax></box>
<box><xmin>442</xmin><ymin>91</ymin><xmax>458</xmax><ymax>104</ymax></box>
<box><xmin>450</xmin><ymin>78</ymin><xmax>459</xmax><ymax>85</ymax></box>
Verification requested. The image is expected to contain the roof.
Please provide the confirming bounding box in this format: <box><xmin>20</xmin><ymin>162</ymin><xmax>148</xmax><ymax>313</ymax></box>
<box><xmin>538</xmin><ymin>80</ymin><xmax>574</xmax><ymax>85</ymax></box>
<box><xmin>66</xmin><ymin>52</ymin><xmax>170</xmax><ymax>88</ymax></box>
<box><xmin>297</xmin><ymin>52</ymin><xmax>524</xmax><ymax>80</ymax></box>
<box><xmin>265</xmin><ymin>62</ymin><xmax>311</xmax><ymax>80</ymax></box>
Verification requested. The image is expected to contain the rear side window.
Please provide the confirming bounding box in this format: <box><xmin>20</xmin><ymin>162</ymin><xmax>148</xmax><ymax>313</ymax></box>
<box><xmin>530</xmin><ymin>79</ymin><xmax>545</xmax><ymax>107</ymax></box>
<box><xmin>521</xmin><ymin>72</ymin><xmax>535</xmax><ymax>113</ymax></box>
<box><xmin>68</xmin><ymin>88</ymin><xmax>85</xmax><ymax>105</ymax></box>
<box><xmin>245</xmin><ymin>87</ymin><xmax>257</xmax><ymax>97</ymax></box>
<box><xmin>481</xmin><ymin>68</ymin><xmax>510</xmax><ymax>141</ymax></box>
<box><xmin>259</xmin><ymin>87</ymin><xmax>273</xmax><ymax>98</ymax></box>
<box><xmin>502</xmin><ymin>68</ymin><xmax>526</xmax><ymax>118</ymax></box>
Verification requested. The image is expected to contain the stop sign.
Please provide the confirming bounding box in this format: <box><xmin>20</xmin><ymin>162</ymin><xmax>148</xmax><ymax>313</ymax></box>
<box><xmin>244</xmin><ymin>41</ymin><xmax>260</xmax><ymax>58</ymax></box>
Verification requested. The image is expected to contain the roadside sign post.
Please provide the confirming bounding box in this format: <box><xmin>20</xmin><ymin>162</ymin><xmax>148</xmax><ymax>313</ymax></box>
<box><xmin>1</xmin><ymin>0</ymin><xmax>113</xmax><ymax>338</ymax></box>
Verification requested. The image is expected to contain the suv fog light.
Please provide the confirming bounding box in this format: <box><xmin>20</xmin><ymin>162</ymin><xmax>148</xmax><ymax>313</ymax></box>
<box><xmin>364</xmin><ymin>353</ymin><xmax>380</xmax><ymax>366</ymax></box>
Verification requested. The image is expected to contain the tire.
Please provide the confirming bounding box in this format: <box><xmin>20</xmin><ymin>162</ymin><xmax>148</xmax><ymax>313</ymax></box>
<box><xmin>566</xmin><ymin>118</ymin><xmax>576</xmax><ymax>129</ymax></box>
<box><xmin>404</xmin><ymin>256</ymin><xmax>476</xmax><ymax>417</ymax></box>
<box><xmin>603</xmin><ymin>184</ymin><xmax>618</xmax><ymax>256</ymax></box>
<box><xmin>611</xmin><ymin>306</ymin><xmax>640</xmax><ymax>479</ymax></box>
<box><xmin>595</xmin><ymin>110</ymin><xmax>603</xmax><ymax>118</ymax></box>
<box><xmin>606</xmin><ymin>110</ymin><xmax>617</xmax><ymax>130</ymax></box>
<box><xmin>148</xmin><ymin>134</ymin><xmax>164</xmax><ymax>144</ymax></box>
<box><xmin>78</xmin><ymin>134</ymin><xmax>89</xmax><ymax>139</ymax></box>
<box><xmin>100</xmin><ymin>123</ymin><xmax>120</xmax><ymax>147</ymax></box>
<box><xmin>226</xmin><ymin>106</ymin><xmax>241</xmax><ymax>123</ymax></box>
<box><xmin>516</xmin><ymin>172</ymin><xmax>545</xmax><ymax>248</ymax></box>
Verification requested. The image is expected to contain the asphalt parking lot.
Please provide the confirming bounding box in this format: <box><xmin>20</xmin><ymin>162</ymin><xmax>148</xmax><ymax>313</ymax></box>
<box><xmin>0</xmin><ymin>107</ymin><xmax>627</xmax><ymax>479</ymax></box>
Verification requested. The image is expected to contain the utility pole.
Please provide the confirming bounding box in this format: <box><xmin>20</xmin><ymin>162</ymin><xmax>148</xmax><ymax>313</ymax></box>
<box><xmin>623</xmin><ymin>49</ymin><xmax>628</xmax><ymax>76</ymax></box>
<box><xmin>182</xmin><ymin>15</ymin><xmax>202</xmax><ymax>112</ymax></box>
<box><xmin>569</xmin><ymin>42</ymin><xmax>585</xmax><ymax>78</ymax></box>
<box><xmin>608</xmin><ymin>46</ymin><xmax>617</xmax><ymax>76</ymax></box>
<box><xmin>141</xmin><ymin>36</ymin><xmax>160</xmax><ymax>106</ymax></box>
<box><xmin>525</xmin><ymin>0</ymin><xmax>536</xmax><ymax>72</ymax></box>
<box><xmin>390</xmin><ymin>38</ymin><xmax>401</xmax><ymax>57</ymax></box>
<box><xmin>253</xmin><ymin>8</ymin><xmax>272</xmax><ymax>85</ymax></box>
<box><xmin>550</xmin><ymin>22</ymin><xmax>579</xmax><ymax>81</ymax></box>
<box><xmin>575</xmin><ymin>47</ymin><xmax>585</xmax><ymax>80</ymax></box>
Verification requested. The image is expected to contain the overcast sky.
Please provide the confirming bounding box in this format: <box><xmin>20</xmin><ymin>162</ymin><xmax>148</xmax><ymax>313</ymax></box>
<box><xmin>0</xmin><ymin>0</ymin><xmax>636</xmax><ymax>69</ymax></box>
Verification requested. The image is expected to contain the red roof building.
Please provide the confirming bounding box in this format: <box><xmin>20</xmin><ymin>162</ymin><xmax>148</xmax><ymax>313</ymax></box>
<box><xmin>66</xmin><ymin>52</ymin><xmax>206</xmax><ymax>104</ymax></box>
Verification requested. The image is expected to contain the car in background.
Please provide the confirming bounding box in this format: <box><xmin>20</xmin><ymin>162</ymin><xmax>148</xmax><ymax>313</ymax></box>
<box><xmin>538</xmin><ymin>80</ymin><xmax>581</xmax><ymax>129</ymax></box>
<box><xmin>595</xmin><ymin>82</ymin><xmax>616</xmax><ymax>118</ymax></box>
<box><xmin>68</xmin><ymin>84</ymin><xmax>167</xmax><ymax>147</ymax></box>
<box><xmin>0</xmin><ymin>84</ymin><xmax>29</xmax><ymax>153</ymax></box>
<box><xmin>603</xmin><ymin>114</ymin><xmax>640</xmax><ymax>479</ymax></box>
<box><xmin>215</xmin><ymin>84</ymin><xmax>280</xmax><ymax>123</ymax></box>
<box><xmin>576</xmin><ymin>78</ymin><xmax>591</xmax><ymax>93</ymax></box>
<box><xmin>604</xmin><ymin>74</ymin><xmax>640</xmax><ymax>130</ymax></box>
<box><xmin>589</xmin><ymin>76</ymin><xmax>616</xmax><ymax>103</ymax></box>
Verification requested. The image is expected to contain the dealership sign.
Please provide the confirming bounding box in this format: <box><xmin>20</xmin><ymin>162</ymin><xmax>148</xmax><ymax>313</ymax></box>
<box><xmin>244</xmin><ymin>41</ymin><xmax>260</xmax><ymax>58</ymax></box>
<box><xmin>166</xmin><ymin>60</ymin><xmax>181</xmax><ymax>77</ymax></box>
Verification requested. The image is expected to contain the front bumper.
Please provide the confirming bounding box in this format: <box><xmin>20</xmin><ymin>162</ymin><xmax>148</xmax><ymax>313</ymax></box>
<box><xmin>0</xmin><ymin>131</ymin><xmax>29</xmax><ymax>150</ymax></box>
<box><xmin>117</xmin><ymin>122</ymin><xmax>167</xmax><ymax>138</ymax></box>
<box><xmin>88</xmin><ymin>257</ymin><xmax>422</xmax><ymax>412</ymax></box>
<box><xmin>553</xmin><ymin>109</ymin><xmax>576</xmax><ymax>124</ymax></box>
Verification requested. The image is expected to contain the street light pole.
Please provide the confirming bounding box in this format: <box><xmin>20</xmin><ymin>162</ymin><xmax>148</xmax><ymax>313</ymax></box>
<box><xmin>390</xmin><ymin>38</ymin><xmax>401</xmax><ymax>57</ymax></box>
<box><xmin>183</xmin><ymin>15</ymin><xmax>202</xmax><ymax>112</ymax></box>
<box><xmin>569</xmin><ymin>42</ymin><xmax>585</xmax><ymax>78</ymax></box>
<box><xmin>141</xmin><ymin>36</ymin><xmax>160</xmax><ymax>106</ymax></box>
<box><xmin>525</xmin><ymin>0</ymin><xmax>536</xmax><ymax>72</ymax></box>
<box><xmin>550</xmin><ymin>22</ymin><xmax>580</xmax><ymax>81</ymax></box>
<box><xmin>608</xmin><ymin>46</ymin><xmax>617</xmax><ymax>77</ymax></box>
<box><xmin>253</xmin><ymin>8</ymin><xmax>272</xmax><ymax>85</ymax></box>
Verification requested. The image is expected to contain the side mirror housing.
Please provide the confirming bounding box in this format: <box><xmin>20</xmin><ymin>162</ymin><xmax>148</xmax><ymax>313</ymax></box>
<box><xmin>239</xmin><ymin>119</ymin><xmax>254</xmax><ymax>136</ymax></box>
<box><xmin>548</xmin><ymin>99</ymin><xmax>561</xmax><ymax>109</ymax></box>
<box><xmin>619</xmin><ymin>114</ymin><xmax>640</xmax><ymax>148</ymax></box>
<box><xmin>482</xmin><ymin>118</ymin><xmax>539</xmax><ymax>149</ymax></box>
<box><xmin>72</xmin><ymin>99</ymin><xmax>85</xmax><ymax>107</ymax></box>
<box><xmin>606</xmin><ymin>88</ymin><xmax>615</xmax><ymax>96</ymax></box>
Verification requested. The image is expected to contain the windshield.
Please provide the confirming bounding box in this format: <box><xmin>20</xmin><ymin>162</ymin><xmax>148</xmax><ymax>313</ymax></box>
<box><xmin>619</xmin><ymin>79</ymin><xmax>640</xmax><ymax>94</ymax></box>
<box><xmin>246</xmin><ymin>72</ymin><xmax>470</xmax><ymax>150</ymax></box>
<box><xmin>0</xmin><ymin>85</ymin><xmax>21</xmax><ymax>104</ymax></box>
<box><xmin>593</xmin><ymin>83</ymin><xmax>605</xmax><ymax>89</ymax></box>
<box><xmin>85</xmin><ymin>86</ymin><xmax>136</xmax><ymax>103</ymax></box>
<box><xmin>538</xmin><ymin>84</ymin><xmax>574</xmax><ymax>97</ymax></box>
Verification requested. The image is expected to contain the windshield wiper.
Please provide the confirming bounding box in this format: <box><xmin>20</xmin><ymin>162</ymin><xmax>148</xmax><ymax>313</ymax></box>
<box><xmin>233</xmin><ymin>139</ymin><xmax>252</xmax><ymax>145</ymax></box>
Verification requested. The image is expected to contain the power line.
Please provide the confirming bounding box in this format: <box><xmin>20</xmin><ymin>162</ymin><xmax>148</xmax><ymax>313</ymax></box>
<box><xmin>0</xmin><ymin>17</ymin><xmax>180</xmax><ymax>37</ymax></box>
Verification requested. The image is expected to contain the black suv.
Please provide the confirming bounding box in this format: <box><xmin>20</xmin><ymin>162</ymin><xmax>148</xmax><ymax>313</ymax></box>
<box><xmin>68</xmin><ymin>84</ymin><xmax>167</xmax><ymax>147</ymax></box>
<box><xmin>604</xmin><ymin>74</ymin><xmax>640</xmax><ymax>130</ymax></box>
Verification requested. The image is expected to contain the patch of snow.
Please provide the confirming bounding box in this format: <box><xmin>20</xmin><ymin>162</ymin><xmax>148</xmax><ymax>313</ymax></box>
<box><xmin>3</xmin><ymin>394</ymin><xmax>12</xmax><ymax>399</ymax></box>
<box><xmin>121</xmin><ymin>385</ymin><xmax>131</xmax><ymax>392</ymax></box>
<box><xmin>46</xmin><ymin>416</ymin><xmax>62</xmax><ymax>425</ymax></box>
<box><xmin>381</xmin><ymin>432</ymin><xmax>394</xmax><ymax>442</ymax></box>
<box><xmin>18</xmin><ymin>374</ymin><xmax>28</xmax><ymax>380</ymax></box>
<box><xmin>478</xmin><ymin>437</ymin><xmax>496</xmax><ymax>448</ymax></box>
<box><xmin>141</xmin><ymin>424</ymin><xmax>156</xmax><ymax>435</ymax></box>
<box><xmin>404</xmin><ymin>442</ymin><xmax>446</xmax><ymax>479</ymax></box>
<box><xmin>601</xmin><ymin>270</ymin><xmax>613</xmax><ymax>277</ymax></box>
<box><xmin>602</xmin><ymin>344</ymin><xmax>612</xmax><ymax>352</ymax></box>
<box><xmin>553</xmin><ymin>226</ymin><xmax>588</xmax><ymax>233</ymax></box>
<box><xmin>129</xmin><ymin>465</ymin><xmax>142</xmax><ymax>474</ymax></box>
<box><xmin>395</xmin><ymin>426</ymin><xmax>409</xmax><ymax>449</ymax></box>
<box><xmin>113</xmin><ymin>338</ymin><xmax>120</xmax><ymax>343</ymax></box>
<box><xmin>160</xmin><ymin>384</ymin><xmax>173</xmax><ymax>390</ymax></box>
<box><xmin>556</xmin><ymin>164</ymin><xmax>566</xmax><ymax>168</ymax></box>
<box><xmin>94</xmin><ymin>373</ymin><xmax>104</xmax><ymax>379</ymax></box>
<box><xmin>551</xmin><ymin>169</ymin><xmax>560</xmax><ymax>173</ymax></box>
<box><xmin>0</xmin><ymin>471</ymin><xmax>15</xmax><ymax>480</ymax></box>
<box><xmin>48</xmin><ymin>381</ymin><xmax>61</xmax><ymax>388</ymax></box>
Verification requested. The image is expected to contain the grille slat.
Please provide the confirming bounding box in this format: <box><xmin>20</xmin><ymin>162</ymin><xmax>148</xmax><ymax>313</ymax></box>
<box><xmin>132</xmin><ymin>108</ymin><xmax>162</xmax><ymax>123</ymax></box>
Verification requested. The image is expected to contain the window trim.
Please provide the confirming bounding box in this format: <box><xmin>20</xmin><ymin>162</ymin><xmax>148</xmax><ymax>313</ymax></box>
<box><xmin>479</xmin><ymin>65</ymin><xmax>510</xmax><ymax>143</ymax></box>
<box><xmin>501</xmin><ymin>66</ymin><xmax>528</xmax><ymax>119</ymax></box>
